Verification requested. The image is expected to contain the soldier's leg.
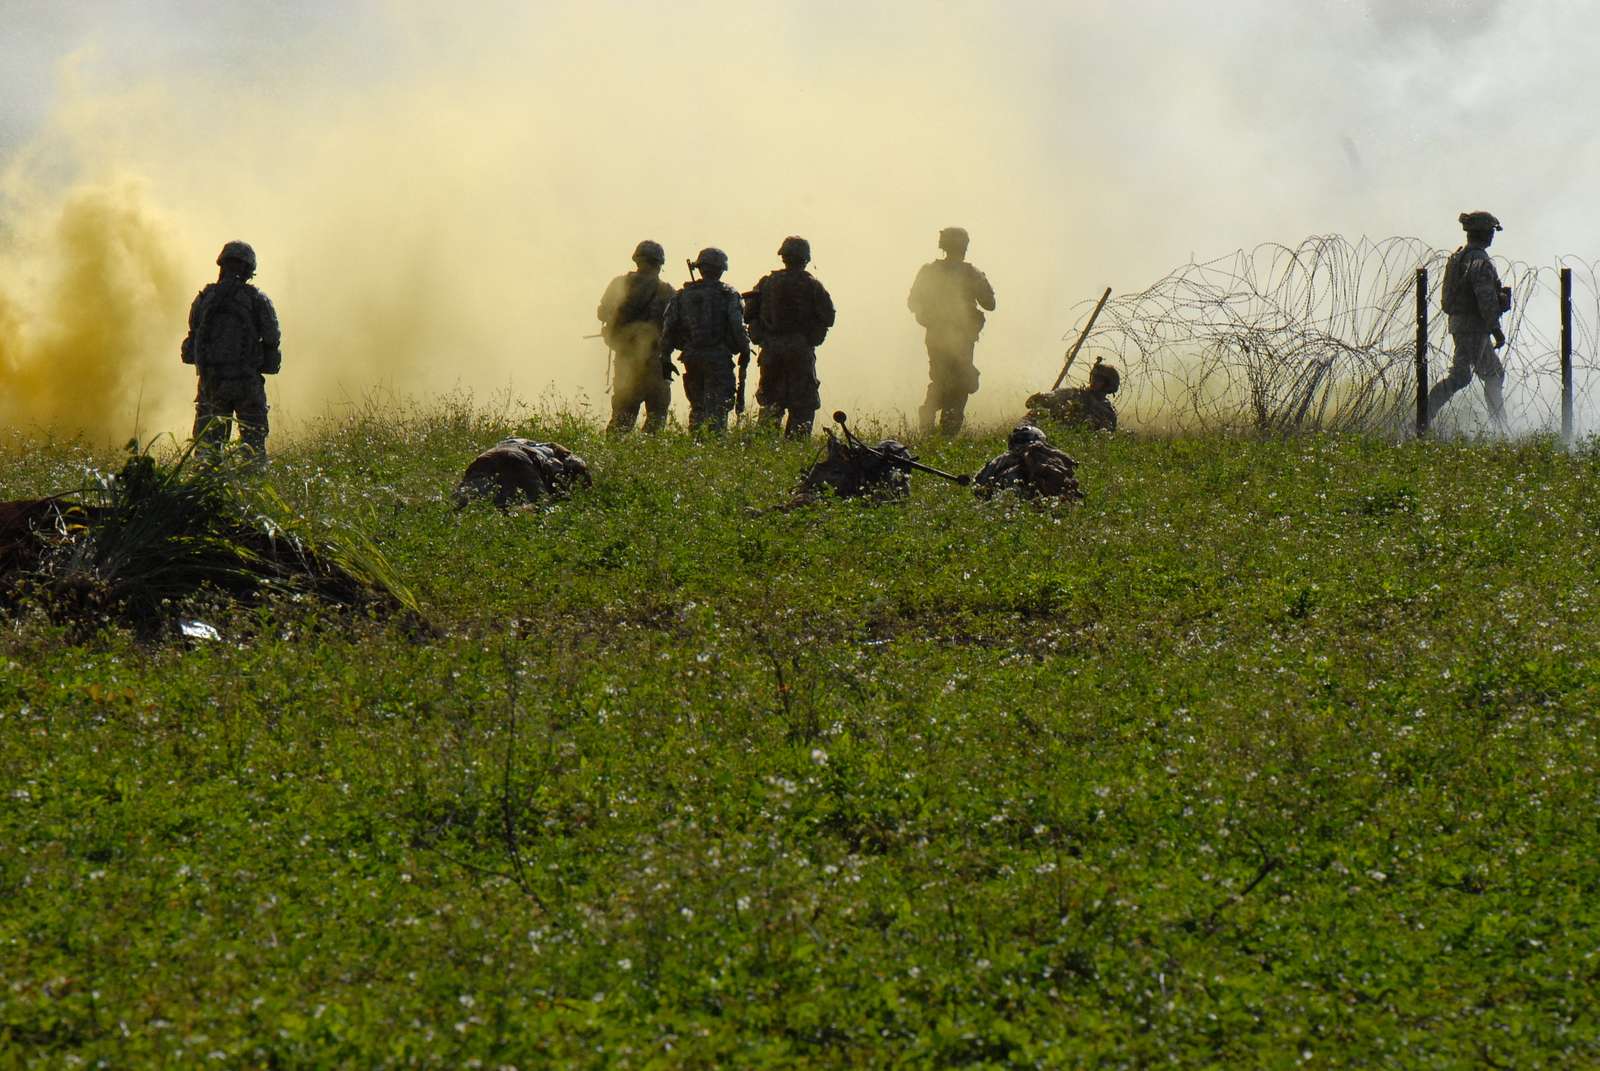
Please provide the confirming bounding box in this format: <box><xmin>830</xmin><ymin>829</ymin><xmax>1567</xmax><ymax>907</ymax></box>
<box><xmin>786</xmin><ymin>353</ymin><xmax>820</xmax><ymax>439</ymax></box>
<box><xmin>919</xmin><ymin>375</ymin><xmax>941</xmax><ymax>432</ymax></box>
<box><xmin>682</xmin><ymin>361</ymin><xmax>712</xmax><ymax>432</ymax></box>
<box><xmin>753</xmin><ymin>348</ymin><xmax>788</xmax><ymax>432</ymax></box>
<box><xmin>785</xmin><ymin>409</ymin><xmax>816</xmax><ymax>439</ymax></box>
<box><xmin>1426</xmin><ymin>339</ymin><xmax>1477</xmax><ymax>421</ymax></box>
<box><xmin>235</xmin><ymin>378</ymin><xmax>270</xmax><ymax>469</ymax></box>
<box><xmin>640</xmin><ymin>378</ymin><xmax>671</xmax><ymax>433</ymax></box>
<box><xmin>192</xmin><ymin>378</ymin><xmax>232</xmax><ymax>461</ymax></box>
<box><xmin>608</xmin><ymin>390</ymin><xmax>644</xmax><ymax>434</ymax></box>
<box><xmin>705</xmin><ymin>362</ymin><xmax>736</xmax><ymax>434</ymax></box>
<box><xmin>1472</xmin><ymin>335</ymin><xmax>1507</xmax><ymax>425</ymax></box>
<box><xmin>1481</xmin><ymin>373</ymin><xmax>1506</xmax><ymax>425</ymax></box>
<box><xmin>919</xmin><ymin>336</ymin><xmax>945</xmax><ymax>431</ymax></box>
<box><xmin>939</xmin><ymin>393</ymin><xmax>968</xmax><ymax>435</ymax></box>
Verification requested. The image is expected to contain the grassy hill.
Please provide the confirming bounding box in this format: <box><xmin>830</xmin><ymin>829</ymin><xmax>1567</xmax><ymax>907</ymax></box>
<box><xmin>3</xmin><ymin>406</ymin><xmax>1599</xmax><ymax>1067</ymax></box>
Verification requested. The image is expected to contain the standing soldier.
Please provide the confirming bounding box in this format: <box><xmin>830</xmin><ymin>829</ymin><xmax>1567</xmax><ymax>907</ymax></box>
<box><xmin>659</xmin><ymin>248</ymin><xmax>750</xmax><ymax>434</ymax></box>
<box><xmin>907</xmin><ymin>226</ymin><xmax>995</xmax><ymax>434</ymax></box>
<box><xmin>181</xmin><ymin>240</ymin><xmax>281</xmax><ymax>467</ymax></box>
<box><xmin>744</xmin><ymin>236</ymin><xmax>836</xmax><ymax>438</ymax></box>
<box><xmin>597</xmin><ymin>240</ymin><xmax>676</xmax><ymax>433</ymax></box>
<box><xmin>1428</xmin><ymin>211</ymin><xmax>1511</xmax><ymax>425</ymax></box>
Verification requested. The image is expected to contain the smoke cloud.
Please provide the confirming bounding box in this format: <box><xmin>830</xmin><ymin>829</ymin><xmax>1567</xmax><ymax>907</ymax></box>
<box><xmin>1</xmin><ymin>1</ymin><xmax>1596</xmax><ymax>442</ymax></box>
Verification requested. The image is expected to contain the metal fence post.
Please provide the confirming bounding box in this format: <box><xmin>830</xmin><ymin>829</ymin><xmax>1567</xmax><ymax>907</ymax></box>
<box><xmin>1416</xmin><ymin>268</ymin><xmax>1429</xmax><ymax>436</ymax></box>
<box><xmin>1561</xmin><ymin>267</ymin><xmax>1574</xmax><ymax>443</ymax></box>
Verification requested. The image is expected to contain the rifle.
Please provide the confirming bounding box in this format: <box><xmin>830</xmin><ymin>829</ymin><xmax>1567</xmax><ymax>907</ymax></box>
<box><xmin>832</xmin><ymin>411</ymin><xmax>971</xmax><ymax>485</ymax></box>
<box><xmin>1052</xmin><ymin>286</ymin><xmax>1112</xmax><ymax>390</ymax></box>
<box><xmin>685</xmin><ymin>258</ymin><xmax>699</xmax><ymax>285</ymax></box>
<box><xmin>736</xmin><ymin>354</ymin><xmax>748</xmax><ymax>417</ymax></box>
<box><xmin>583</xmin><ymin>332</ymin><xmax>612</xmax><ymax>393</ymax></box>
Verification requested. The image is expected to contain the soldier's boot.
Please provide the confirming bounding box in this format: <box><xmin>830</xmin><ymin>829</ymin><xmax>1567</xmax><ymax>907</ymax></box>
<box><xmin>239</xmin><ymin>421</ymin><xmax>269</xmax><ymax>471</ymax></box>
<box><xmin>607</xmin><ymin>397</ymin><xmax>643</xmax><ymax>434</ymax></box>
<box><xmin>689</xmin><ymin>404</ymin><xmax>728</xmax><ymax>436</ymax></box>
<box><xmin>938</xmin><ymin>399</ymin><xmax>967</xmax><ymax>436</ymax></box>
<box><xmin>785</xmin><ymin>409</ymin><xmax>816</xmax><ymax>439</ymax></box>
<box><xmin>192</xmin><ymin>410</ymin><xmax>231</xmax><ymax>465</ymax></box>
<box><xmin>758</xmin><ymin>406</ymin><xmax>786</xmax><ymax>433</ymax></box>
<box><xmin>640</xmin><ymin>398</ymin><xmax>669</xmax><ymax>434</ymax></box>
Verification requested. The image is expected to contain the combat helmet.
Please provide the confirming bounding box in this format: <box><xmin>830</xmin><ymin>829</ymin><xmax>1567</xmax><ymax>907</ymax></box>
<box><xmin>216</xmin><ymin>240</ymin><xmax>257</xmax><ymax>274</ymax></box>
<box><xmin>778</xmin><ymin>236</ymin><xmax>811</xmax><ymax>264</ymax></box>
<box><xmin>1458</xmin><ymin>211</ymin><xmax>1503</xmax><ymax>234</ymax></box>
<box><xmin>938</xmin><ymin>227</ymin><xmax>970</xmax><ymax>254</ymax></box>
<box><xmin>1009</xmin><ymin>423</ymin><xmax>1047</xmax><ymax>451</ymax></box>
<box><xmin>632</xmin><ymin>239</ymin><xmax>665</xmax><ymax>266</ymax></box>
<box><xmin>694</xmin><ymin>247</ymin><xmax>729</xmax><ymax>273</ymax></box>
<box><xmin>1089</xmin><ymin>360</ymin><xmax>1121</xmax><ymax>394</ymax></box>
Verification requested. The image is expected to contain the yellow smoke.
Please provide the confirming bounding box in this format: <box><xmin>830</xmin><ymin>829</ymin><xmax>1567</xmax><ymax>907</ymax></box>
<box><xmin>1</xmin><ymin>4</ymin><xmax>1125</xmax><ymax>443</ymax></box>
<box><xmin>0</xmin><ymin>181</ymin><xmax>189</xmax><ymax>439</ymax></box>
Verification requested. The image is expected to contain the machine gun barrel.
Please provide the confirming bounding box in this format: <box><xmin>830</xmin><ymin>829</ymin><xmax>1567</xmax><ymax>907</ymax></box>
<box><xmin>832</xmin><ymin>411</ymin><xmax>971</xmax><ymax>485</ymax></box>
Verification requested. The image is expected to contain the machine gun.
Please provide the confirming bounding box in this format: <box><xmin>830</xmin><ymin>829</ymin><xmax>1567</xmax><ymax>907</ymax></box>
<box><xmin>831</xmin><ymin>411</ymin><xmax>970</xmax><ymax>485</ymax></box>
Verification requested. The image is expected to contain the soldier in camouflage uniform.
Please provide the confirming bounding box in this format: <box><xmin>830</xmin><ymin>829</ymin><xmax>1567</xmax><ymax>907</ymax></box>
<box><xmin>454</xmin><ymin>438</ymin><xmax>591</xmax><ymax>510</ymax></box>
<box><xmin>659</xmin><ymin>248</ymin><xmax>750</xmax><ymax>433</ymax></box>
<box><xmin>1025</xmin><ymin>360</ymin><xmax>1120</xmax><ymax>431</ymax></box>
<box><xmin>1427</xmin><ymin>211</ymin><xmax>1511</xmax><ymax>425</ymax></box>
<box><xmin>744</xmin><ymin>236</ymin><xmax>836</xmax><ymax>438</ymax></box>
<box><xmin>180</xmin><ymin>241</ymin><xmax>281</xmax><ymax>467</ymax></box>
<box><xmin>597</xmin><ymin>240</ymin><xmax>676</xmax><ymax>433</ymax></box>
<box><xmin>907</xmin><ymin>227</ymin><xmax>996</xmax><ymax>435</ymax></box>
<box><xmin>974</xmin><ymin>424</ymin><xmax>1083</xmax><ymax>502</ymax></box>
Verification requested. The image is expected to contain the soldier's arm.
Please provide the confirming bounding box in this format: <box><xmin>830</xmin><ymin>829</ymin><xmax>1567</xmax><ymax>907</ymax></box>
<box><xmin>972</xmin><ymin>267</ymin><xmax>996</xmax><ymax>312</ymax></box>
<box><xmin>180</xmin><ymin>290</ymin><xmax>205</xmax><ymax>364</ymax></box>
<box><xmin>1469</xmin><ymin>258</ymin><xmax>1503</xmax><ymax>332</ymax></box>
<box><xmin>727</xmin><ymin>289</ymin><xmax>751</xmax><ymax>357</ymax></box>
<box><xmin>658</xmin><ymin>296</ymin><xmax>681</xmax><ymax>356</ymax></box>
<box><xmin>651</xmin><ymin>280</ymin><xmax>675</xmax><ymax>325</ymax></box>
<box><xmin>742</xmin><ymin>275</ymin><xmax>766</xmax><ymax>326</ymax></box>
<box><xmin>815</xmin><ymin>279</ymin><xmax>837</xmax><ymax>329</ymax></box>
<box><xmin>597</xmin><ymin>276</ymin><xmax>625</xmax><ymax>326</ymax></box>
<box><xmin>907</xmin><ymin>265</ymin><xmax>929</xmax><ymax>317</ymax></box>
<box><xmin>256</xmin><ymin>291</ymin><xmax>283</xmax><ymax>373</ymax></box>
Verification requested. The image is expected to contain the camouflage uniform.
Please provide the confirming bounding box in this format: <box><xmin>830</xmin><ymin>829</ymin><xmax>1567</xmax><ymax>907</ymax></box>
<box><xmin>745</xmin><ymin>241</ymin><xmax>836</xmax><ymax>438</ymax></box>
<box><xmin>597</xmin><ymin>264</ymin><xmax>675</xmax><ymax>433</ymax></box>
<box><xmin>181</xmin><ymin>241</ymin><xmax>281</xmax><ymax>466</ymax></box>
<box><xmin>908</xmin><ymin>229</ymin><xmax>995</xmax><ymax>434</ymax></box>
<box><xmin>1428</xmin><ymin>212</ymin><xmax>1509</xmax><ymax>423</ymax></box>
<box><xmin>454</xmin><ymin>438</ymin><xmax>591</xmax><ymax>509</ymax></box>
<box><xmin>975</xmin><ymin>425</ymin><xmax>1083</xmax><ymax>502</ymax></box>
<box><xmin>1025</xmin><ymin>387</ymin><xmax>1117</xmax><ymax>431</ymax></box>
<box><xmin>660</xmin><ymin>250</ymin><xmax>750</xmax><ymax>433</ymax></box>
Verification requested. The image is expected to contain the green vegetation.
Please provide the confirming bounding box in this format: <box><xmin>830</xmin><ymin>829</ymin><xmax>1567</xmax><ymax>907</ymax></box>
<box><xmin>3</xmin><ymin>403</ymin><xmax>1599</xmax><ymax>1067</ymax></box>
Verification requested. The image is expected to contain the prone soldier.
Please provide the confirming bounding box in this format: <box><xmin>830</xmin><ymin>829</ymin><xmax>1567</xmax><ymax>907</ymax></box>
<box><xmin>974</xmin><ymin>424</ymin><xmax>1083</xmax><ymax>502</ymax></box>
<box><xmin>659</xmin><ymin>248</ymin><xmax>750</xmax><ymax>434</ymax></box>
<box><xmin>907</xmin><ymin>226</ymin><xmax>995</xmax><ymax>434</ymax></box>
<box><xmin>596</xmin><ymin>240</ymin><xmax>676</xmax><ymax>433</ymax></box>
<box><xmin>743</xmin><ymin>236</ymin><xmax>836</xmax><ymax>438</ymax></box>
<box><xmin>180</xmin><ymin>241</ymin><xmax>282</xmax><ymax>467</ymax></box>
<box><xmin>1428</xmin><ymin>211</ymin><xmax>1511</xmax><ymax>426</ymax></box>
<box><xmin>454</xmin><ymin>438</ymin><xmax>591</xmax><ymax>509</ymax></box>
<box><xmin>1025</xmin><ymin>359</ymin><xmax>1120</xmax><ymax>431</ymax></box>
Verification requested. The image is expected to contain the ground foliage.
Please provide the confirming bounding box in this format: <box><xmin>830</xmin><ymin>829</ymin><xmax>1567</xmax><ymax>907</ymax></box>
<box><xmin>3</xmin><ymin>400</ymin><xmax>1599</xmax><ymax>1068</ymax></box>
<box><xmin>0</xmin><ymin>444</ymin><xmax>418</xmax><ymax>638</ymax></box>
